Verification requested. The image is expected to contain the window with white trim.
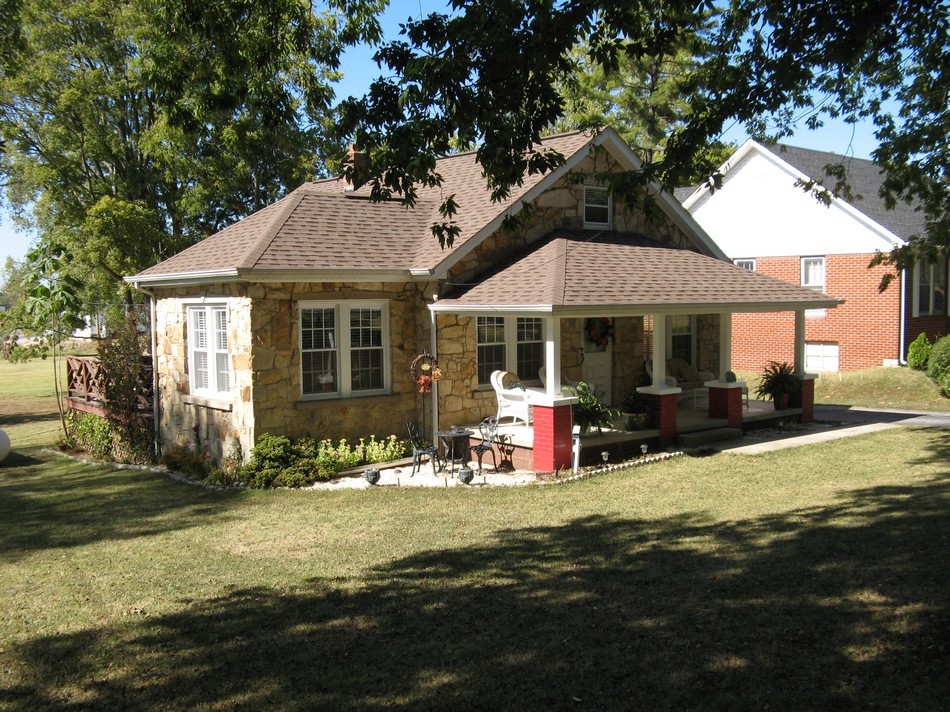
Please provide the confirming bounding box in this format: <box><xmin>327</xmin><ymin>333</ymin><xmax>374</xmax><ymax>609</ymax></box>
<box><xmin>801</xmin><ymin>256</ymin><xmax>825</xmax><ymax>291</ymax></box>
<box><xmin>300</xmin><ymin>301</ymin><xmax>389</xmax><ymax>397</ymax></box>
<box><xmin>516</xmin><ymin>317</ymin><xmax>544</xmax><ymax>380</ymax></box>
<box><xmin>476</xmin><ymin>316</ymin><xmax>506</xmax><ymax>385</ymax></box>
<box><xmin>805</xmin><ymin>342</ymin><xmax>839</xmax><ymax>372</ymax></box>
<box><xmin>735</xmin><ymin>258</ymin><xmax>756</xmax><ymax>271</ymax></box>
<box><xmin>476</xmin><ymin>316</ymin><xmax>544</xmax><ymax>385</ymax></box>
<box><xmin>915</xmin><ymin>258</ymin><xmax>948</xmax><ymax>316</ymax></box>
<box><xmin>584</xmin><ymin>186</ymin><xmax>611</xmax><ymax>227</ymax></box>
<box><xmin>187</xmin><ymin>305</ymin><xmax>230</xmax><ymax>395</ymax></box>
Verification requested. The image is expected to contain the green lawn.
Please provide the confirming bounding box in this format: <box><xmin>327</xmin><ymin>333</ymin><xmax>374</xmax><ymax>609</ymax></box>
<box><xmin>738</xmin><ymin>365</ymin><xmax>950</xmax><ymax>412</ymax></box>
<box><xmin>1</xmin><ymin>359</ymin><xmax>949</xmax><ymax>708</ymax></box>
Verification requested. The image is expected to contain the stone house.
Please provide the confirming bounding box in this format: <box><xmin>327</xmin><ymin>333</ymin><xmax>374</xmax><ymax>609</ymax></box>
<box><xmin>679</xmin><ymin>139</ymin><xmax>949</xmax><ymax>372</ymax></box>
<box><xmin>127</xmin><ymin>128</ymin><xmax>838</xmax><ymax>471</ymax></box>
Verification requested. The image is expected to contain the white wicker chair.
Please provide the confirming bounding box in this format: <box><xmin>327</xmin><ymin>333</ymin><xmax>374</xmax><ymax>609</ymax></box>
<box><xmin>490</xmin><ymin>370</ymin><xmax>532</xmax><ymax>427</ymax></box>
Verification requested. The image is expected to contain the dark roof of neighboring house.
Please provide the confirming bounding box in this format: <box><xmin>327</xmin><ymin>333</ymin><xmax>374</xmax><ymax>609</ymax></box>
<box><xmin>433</xmin><ymin>229</ymin><xmax>840</xmax><ymax>314</ymax></box>
<box><xmin>133</xmin><ymin>131</ymin><xmax>594</xmax><ymax>280</ymax></box>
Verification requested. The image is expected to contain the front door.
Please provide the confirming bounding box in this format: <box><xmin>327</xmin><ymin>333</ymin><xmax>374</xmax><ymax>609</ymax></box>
<box><xmin>581</xmin><ymin>317</ymin><xmax>613</xmax><ymax>405</ymax></box>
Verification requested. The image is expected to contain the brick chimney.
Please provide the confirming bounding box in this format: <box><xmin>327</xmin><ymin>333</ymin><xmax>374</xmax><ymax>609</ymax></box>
<box><xmin>343</xmin><ymin>146</ymin><xmax>369</xmax><ymax>191</ymax></box>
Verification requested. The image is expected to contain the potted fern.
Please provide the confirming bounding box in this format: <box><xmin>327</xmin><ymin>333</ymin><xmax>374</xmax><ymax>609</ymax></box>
<box><xmin>567</xmin><ymin>381</ymin><xmax>617</xmax><ymax>435</ymax></box>
<box><xmin>620</xmin><ymin>389</ymin><xmax>651</xmax><ymax>430</ymax></box>
<box><xmin>754</xmin><ymin>361</ymin><xmax>801</xmax><ymax>410</ymax></box>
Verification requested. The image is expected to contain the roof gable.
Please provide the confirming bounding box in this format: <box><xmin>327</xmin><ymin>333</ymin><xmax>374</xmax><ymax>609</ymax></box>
<box><xmin>131</xmin><ymin>129</ymin><xmax>727</xmax><ymax>285</ymax></box>
<box><xmin>433</xmin><ymin>229</ymin><xmax>839</xmax><ymax>315</ymax></box>
<box><xmin>682</xmin><ymin>140</ymin><xmax>923</xmax><ymax>258</ymax></box>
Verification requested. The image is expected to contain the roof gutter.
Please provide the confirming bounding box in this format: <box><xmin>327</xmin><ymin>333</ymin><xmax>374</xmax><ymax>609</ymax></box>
<box><xmin>429</xmin><ymin>299</ymin><xmax>843</xmax><ymax>318</ymax></box>
<box><xmin>126</xmin><ymin>267</ymin><xmax>416</xmax><ymax>288</ymax></box>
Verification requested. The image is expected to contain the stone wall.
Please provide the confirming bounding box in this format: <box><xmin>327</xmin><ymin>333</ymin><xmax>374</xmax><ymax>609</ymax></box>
<box><xmin>696</xmin><ymin>314</ymin><xmax>721</xmax><ymax>376</ymax></box>
<box><xmin>446</xmin><ymin>151</ymin><xmax>696</xmax><ymax>287</ymax></box>
<box><xmin>153</xmin><ymin>280</ymin><xmax>436</xmax><ymax>464</ymax></box>
<box><xmin>250</xmin><ymin>281</ymin><xmax>434</xmax><ymax>445</ymax></box>
<box><xmin>153</xmin><ymin>284</ymin><xmax>254</xmax><ymax>465</ymax></box>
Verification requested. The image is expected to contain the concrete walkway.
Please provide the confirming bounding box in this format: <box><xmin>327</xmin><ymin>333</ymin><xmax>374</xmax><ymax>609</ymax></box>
<box><xmin>718</xmin><ymin>405</ymin><xmax>950</xmax><ymax>455</ymax></box>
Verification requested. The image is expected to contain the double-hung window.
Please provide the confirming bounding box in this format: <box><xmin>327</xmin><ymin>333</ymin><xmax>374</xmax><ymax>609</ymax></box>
<box><xmin>735</xmin><ymin>258</ymin><xmax>756</xmax><ymax>271</ymax></box>
<box><xmin>187</xmin><ymin>305</ymin><xmax>230</xmax><ymax>395</ymax></box>
<box><xmin>476</xmin><ymin>316</ymin><xmax>544</xmax><ymax>385</ymax></box>
<box><xmin>300</xmin><ymin>301</ymin><xmax>388</xmax><ymax>397</ymax></box>
<box><xmin>801</xmin><ymin>256</ymin><xmax>825</xmax><ymax>291</ymax></box>
<box><xmin>584</xmin><ymin>186</ymin><xmax>611</xmax><ymax>227</ymax></box>
<box><xmin>915</xmin><ymin>258</ymin><xmax>948</xmax><ymax>316</ymax></box>
<box><xmin>802</xmin><ymin>256</ymin><xmax>827</xmax><ymax>318</ymax></box>
<box><xmin>476</xmin><ymin>316</ymin><xmax>506</xmax><ymax>385</ymax></box>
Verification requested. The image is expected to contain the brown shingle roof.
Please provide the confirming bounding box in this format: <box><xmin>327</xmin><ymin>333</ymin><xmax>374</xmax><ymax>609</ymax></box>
<box><xmin>134</xmin><ymin>131</ymin><xmax>595</xmax><ymax>281</ymax></box>
<box><xmin>434</xmin><ymin>230</ymin><xmax>841</xmax><ymax>314</ymax></box>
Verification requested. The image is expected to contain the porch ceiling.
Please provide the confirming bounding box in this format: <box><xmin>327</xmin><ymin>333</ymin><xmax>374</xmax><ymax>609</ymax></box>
<box><xmin>431</xmin><ymin>230</ymin><xmax>842</xmax><ymax>317</ymax></box>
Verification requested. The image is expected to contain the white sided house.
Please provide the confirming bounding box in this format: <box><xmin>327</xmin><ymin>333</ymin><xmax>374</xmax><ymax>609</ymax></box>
<box><xmin>680</xmin><ymin>139</ymin><xmax>949</xmax><ymax>372</ymax></box>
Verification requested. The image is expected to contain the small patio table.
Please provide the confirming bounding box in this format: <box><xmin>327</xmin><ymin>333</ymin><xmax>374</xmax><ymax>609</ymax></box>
<box><xmin>437</xmin><ymin>428</ymin><xmax>473</xmax><ymax>476</ymax></box>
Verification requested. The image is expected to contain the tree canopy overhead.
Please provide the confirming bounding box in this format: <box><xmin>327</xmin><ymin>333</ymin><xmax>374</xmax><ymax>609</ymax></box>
<box><xmin>338</xmin><ymin>0</ymin><xmax>949</xmax><ymax>267</ymax></box>
<box><xmin>0</xmin><ymin>0</ymin><xmax>385</xmax><ymax>315</ymax></box>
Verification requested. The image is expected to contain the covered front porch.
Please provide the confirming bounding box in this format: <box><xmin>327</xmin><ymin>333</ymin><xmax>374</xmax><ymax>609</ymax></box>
<box><xmin>464</xmin><ymin>393</ymin><xmax>800</xmax><ymax>470</ymax></box>
<box><xmin>429</xmin><ymin>231</ymin><xmax>839</xmax><ymax>472</ymax></box>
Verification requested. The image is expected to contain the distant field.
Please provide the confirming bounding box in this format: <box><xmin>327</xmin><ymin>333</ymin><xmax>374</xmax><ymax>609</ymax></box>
<box><xmin>0</xmin><ymin>357</ymin><xmax>65</xmax><ymax>449</ymax></box>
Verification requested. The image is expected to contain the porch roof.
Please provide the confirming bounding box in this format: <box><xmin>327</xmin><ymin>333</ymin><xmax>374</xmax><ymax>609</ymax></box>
<box><xmin>430</xmin><ymin>230</ymin><xmax>842</xmax><ymax>317</ymax></box>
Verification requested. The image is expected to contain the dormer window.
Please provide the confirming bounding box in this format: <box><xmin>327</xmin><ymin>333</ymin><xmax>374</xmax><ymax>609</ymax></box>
<box><xmin>584</xmin><ymin>186</ymin><xmax>611</xmax><ymax>228</ymax></box>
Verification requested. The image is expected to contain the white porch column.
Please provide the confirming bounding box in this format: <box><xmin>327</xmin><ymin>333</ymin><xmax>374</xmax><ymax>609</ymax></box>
<box><xmin>544</xmin><ymin>315</ymin><xmax>561</xmax><ymax>398</ymax></box>
<box><xmin>719</xmin><ymin>312</ymin><xmax>733</xmax><ymax>379</ymax></box>
<box><xmin>651</xmin><ymin>313</ymin><xmax>668</xmax><ymax>387</ymax></box>
<box><xmin>794</xmin><ymin>310</ymin><xmax>806</xmax><ymax>375</ymax></box>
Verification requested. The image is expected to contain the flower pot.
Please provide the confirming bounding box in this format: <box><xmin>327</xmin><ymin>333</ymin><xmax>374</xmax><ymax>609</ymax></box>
<box><xmin>458</xmin><ymin>467</ymin><xmax>474</xmax><ymax>484</ymax></box>
<box><xmin>364</xmin><ymin>468</ymin><xmax>381</xmax><ymax>485</ymax></box>
<box><xmin>773</xmin><ymin>393</ymin><xmax>790</xmax><ymax>410</ymax></box>
<box><xmin>622</xmin><ymin>412</ymin><xmax>647</xmax><ymax>430</ymax></box>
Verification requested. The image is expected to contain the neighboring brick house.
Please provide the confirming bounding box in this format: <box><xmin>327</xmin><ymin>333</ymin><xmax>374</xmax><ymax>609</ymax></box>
<box><xmin>127</xmin><ymin>129</ymin><xmax>836</xmax><ymax>471</ymax></box>
<box><xmin>679</xmin><ymin>140</ymin><xmax>949</xmax><ymax>372</ymax></box>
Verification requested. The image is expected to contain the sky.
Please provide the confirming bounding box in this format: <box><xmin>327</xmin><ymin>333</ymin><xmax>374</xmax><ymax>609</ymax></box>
<box><xmin>0</xmin><ymin>0</ymin><xmax>882</xmax><ymax>268</ymax></box>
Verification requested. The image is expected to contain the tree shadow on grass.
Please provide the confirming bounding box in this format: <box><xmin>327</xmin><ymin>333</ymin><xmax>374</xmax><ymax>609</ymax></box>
<box><xmin>6</xmin><ymin>474</ymin><xmax>949</xmax><ymax>710</ymax></box>
<box><xmin>0</xmin><ymin>410</ymin><xmax>62</xmax><ymax>428</ymax></box>
<box><xmin>0</xmin><ymin>453</ymin><xmax>235</xmax><ymax>562</ymax></box>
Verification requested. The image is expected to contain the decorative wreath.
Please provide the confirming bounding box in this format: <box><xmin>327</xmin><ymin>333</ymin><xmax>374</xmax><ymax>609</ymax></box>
<box><xmin>585</xmin><ymin>317</ymin><xmax>613</xmax><ymax>347</ymax></box>
<box><xmin>410</xmin><ymin>353</ymin><xmax>441</xmax><ymax>393</ymax></box>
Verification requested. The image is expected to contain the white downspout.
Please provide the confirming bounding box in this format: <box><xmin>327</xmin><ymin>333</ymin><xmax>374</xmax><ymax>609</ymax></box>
<box><xmin>429</xmin><ymin>297</ymin><xmax>439</xmax><ymax>446</ymax></box>
<box><xmin>898</xmin><ymin>267</ymin><xmax>908</xmax><ymax>365</ymax></box>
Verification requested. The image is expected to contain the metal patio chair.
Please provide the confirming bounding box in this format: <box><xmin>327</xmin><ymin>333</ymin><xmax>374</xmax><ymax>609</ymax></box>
<box><xmin>469</xmin><ymin>416</ymin><xmax>499</xmax><ymax>473</ymax></box>
<box><xmin>407</xmin><ymin>419</ymin><xmax>440</xmax><ymax>477</ymax></box>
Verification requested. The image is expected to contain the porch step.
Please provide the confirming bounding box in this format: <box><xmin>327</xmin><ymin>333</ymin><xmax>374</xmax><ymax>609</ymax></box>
<box><xmin>677</xmin><ymin>427</ymin><xmax>743</xmax><ymax>448</ymax></box>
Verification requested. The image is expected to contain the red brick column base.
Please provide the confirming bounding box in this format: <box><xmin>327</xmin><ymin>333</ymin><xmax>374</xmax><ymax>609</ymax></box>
<box><xmin>645</xmin><ymin>392</ymin><xmax>679</xmax><ymax>446</ymax></box>
<box><xmin>708</xmin><ymin>385</ymin><xmax>744</xmax><ymax>429</ymax></box>
<box><xmin>800</xmin><ymin>375</ymin><xmax>816</xmax><ymax>423</ymax></box>
<box><xmin>532</xmin><ymin>403</ymin><xmax>574</xmax><ymax>472</ymax></box>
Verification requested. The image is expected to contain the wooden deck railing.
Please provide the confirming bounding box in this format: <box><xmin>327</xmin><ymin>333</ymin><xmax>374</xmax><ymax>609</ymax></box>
<box><xmin>66</xmin><ymin>355</ymin><xmax>154</xmax><ymax>417</ymax></box>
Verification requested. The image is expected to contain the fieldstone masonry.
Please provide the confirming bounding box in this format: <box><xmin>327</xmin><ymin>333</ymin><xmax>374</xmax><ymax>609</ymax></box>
<box><xmin>151</xmin><ymin>151</ymin><xmax>718</xmax><ymax>467</ymax></box>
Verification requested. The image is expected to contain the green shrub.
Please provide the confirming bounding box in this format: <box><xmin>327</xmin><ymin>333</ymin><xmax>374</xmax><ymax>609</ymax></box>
<box><xmin>239</xmin><ymin>432</ymin><xmax>411</xmax><ymax>489</ymax></box>
<box><xmin>65</xmin><ymin>411</ymin><xmax>116</xmax><ymax>460</ymax></box>
<box><xmin>926</xmin><ymin>335</ymin><xmax>950</xmax><ymax>390</ymax></box>
<box><xmin>249</xmin><ymin>433</ymin><xmax>295</xmax><ymax>467</ymax></box>
<box><xmin>204</xmin><ymin>467</ymin><xmax>241</xmax><ymax>487</ymax></box>
<box><xmin>907</xmin><ymin>332</ymin><xmax>932</xmax><ymax>370</ymax></box>
<box><xmin>160</xmin><ymin>445</ymin><xmax>211</xmax><ymax>479</ymax></box>
<box><xmin>275</xmin><ymin>458</ymin><xmax>320</xmax><ymax>488</ymax></box>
